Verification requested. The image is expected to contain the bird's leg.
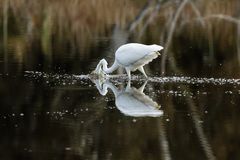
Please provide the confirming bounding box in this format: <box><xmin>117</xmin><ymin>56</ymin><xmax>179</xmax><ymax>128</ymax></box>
<box><xmin>138</xmin><ymin>66</ymin><xmax>148</xmax><ymax>78</ymax></box>
<box><xmin>126</xmin><ymin>79</ymin><xmax>131</xmax><ymax>91</ymax></box>
<box><xmin>125</xmin><ymin>68</ymin><xmax>131</xmax><ymax>79</ymax></box>
<box><xmin>138</xmin><ymin>80</ymin><xmax>148</xmax><ymax>93</ymax></box>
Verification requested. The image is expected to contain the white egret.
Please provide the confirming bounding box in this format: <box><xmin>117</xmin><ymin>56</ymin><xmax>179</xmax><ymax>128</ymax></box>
<box><xmin>92</xmin><ymin>43</ymin><xmax>163</xmax><ymax>79</ymax></box>
<box><xmin>93</xmin><ymin>79</ymin><xmax>163</xmax><ymax>117</ymax></box>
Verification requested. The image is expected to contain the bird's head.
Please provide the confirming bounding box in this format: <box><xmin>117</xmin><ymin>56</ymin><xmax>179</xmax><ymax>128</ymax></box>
<box><xmin>100</xmin><ymin>59</ymin><xmax>108</xmax><ymax>65</ymax></box>
<box><xmin>151</xmin><ymin>44</ymin><xmax>164</xmax><ymax>53</ymax></box>
<box><xmin>90</xmin><ymin>59</ymin><xmax>107</xmax><ymax>79</ymax></box>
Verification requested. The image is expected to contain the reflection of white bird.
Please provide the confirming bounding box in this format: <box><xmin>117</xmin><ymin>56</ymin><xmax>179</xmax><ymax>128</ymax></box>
<box><xmin>93</xmin><ymin>79</ymin><xmax>163</xmax><ymax>117</ymax></box>
<box><xmin>92</xmin><ymin>43</ymin><xmax>163</xmax><ymax>79</ymax></box>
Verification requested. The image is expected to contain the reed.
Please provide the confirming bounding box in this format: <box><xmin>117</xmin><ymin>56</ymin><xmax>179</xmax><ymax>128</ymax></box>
<box><xmin>0</xmin><ymin>0</ymin><xmax>239</xmax><ymax>70</ymax></box>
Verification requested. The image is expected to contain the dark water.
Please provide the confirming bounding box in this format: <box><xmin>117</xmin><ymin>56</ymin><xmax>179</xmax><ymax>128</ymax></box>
<box><xmin>1</xmin><ymin>49</ymin><xmax>240</xmax><ymax>160</ymax></box>
<box><xmin>1</xmin><ymin>1</ymin><xmax>240</xmax><ymax>160</ymax></box>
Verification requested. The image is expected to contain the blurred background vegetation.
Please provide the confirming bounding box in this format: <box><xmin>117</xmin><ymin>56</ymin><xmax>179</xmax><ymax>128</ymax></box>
<box><xmin>0</xmin><ymin>0</ymin><xmax>240</xmax><ymax>76</ymax></box>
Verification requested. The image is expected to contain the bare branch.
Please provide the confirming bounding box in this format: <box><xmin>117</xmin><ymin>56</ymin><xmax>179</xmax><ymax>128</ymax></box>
<box><xmin>127</xmin><ymin>0</ymin><xmax>155</xmax><ymax>33</ymax></box>
<box><xmin>138</xmin><ymin>0</ymin><xmax>162</xmax><ymax>39</ymax></box>
<box><xmin>205</xmin><ymin>14</ymin><xmax>240</xmax><ymax>24</ymax></box>
<box><xmin>181</xmin><ymin>14</ymin><xmax>240</xmax><ymax>27</ymax></box>
<box><xmin>188</xmin><ymin>1</ymin><xmax>205</xmax><ymax>26</ymax></box>
<box><xmin>161</xmin><ymin>0</ymin><xmax>189</xmax><ymax>75</ymax></box>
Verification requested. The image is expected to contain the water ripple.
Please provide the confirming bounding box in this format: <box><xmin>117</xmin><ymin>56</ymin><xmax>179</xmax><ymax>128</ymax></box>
<box><xmin>149</xmin><ymin>76</ymin><xmax>240</xmax><ymax>85</ymax></box>
<box><xmin>24</xmin><ymin>71</ymin><xmax>240</xmax><ymax>86</ymax></box>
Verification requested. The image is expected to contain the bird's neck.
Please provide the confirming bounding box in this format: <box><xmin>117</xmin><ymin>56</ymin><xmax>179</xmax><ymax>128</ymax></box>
<box><xmin>97</xmin><ymin>81</ymin><xmax>119</xmax><ymax>97</ymax></box>
<box><xmin>102</xmin><ymin>60</ymin><xmax>118</xmax><ymax>74</ymax></box>
<box><xmin>104</xmin><ymin>83</ymin><xmax>119</xmax><ymax>97</ymax></box>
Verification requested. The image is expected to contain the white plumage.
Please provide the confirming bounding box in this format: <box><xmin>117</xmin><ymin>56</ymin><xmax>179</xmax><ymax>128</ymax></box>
<box><xmin>92</xmin><ymin>43</ymin><xmax>163</xmax><ymax>79</ymax></box>
<box><xmin>93</xmin><ymin>80</ymin><xmax>163</xmax><ymax>117</ymax></box>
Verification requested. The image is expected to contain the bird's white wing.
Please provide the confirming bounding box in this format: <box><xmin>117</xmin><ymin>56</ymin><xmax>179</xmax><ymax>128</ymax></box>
<box><xmin>115</xmin><ymin>43</ymin><xmax>155</xmax><ymax>66</ymax></box>
<box><xmin>116</xmin><ymin>92</ymin><xmax>163</xmax><ymax>117</ymax></box>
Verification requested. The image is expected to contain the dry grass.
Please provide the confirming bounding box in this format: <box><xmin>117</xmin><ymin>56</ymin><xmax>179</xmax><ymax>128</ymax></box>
<box><xmin>0</xmin><ymin>0</ymin><xmax>144</xmax><ymax>56</ymax></box>
<box><xmin>0</xmin><ymin>0</ymin><xmax>239</xmax><ymax>68</ymax></box>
